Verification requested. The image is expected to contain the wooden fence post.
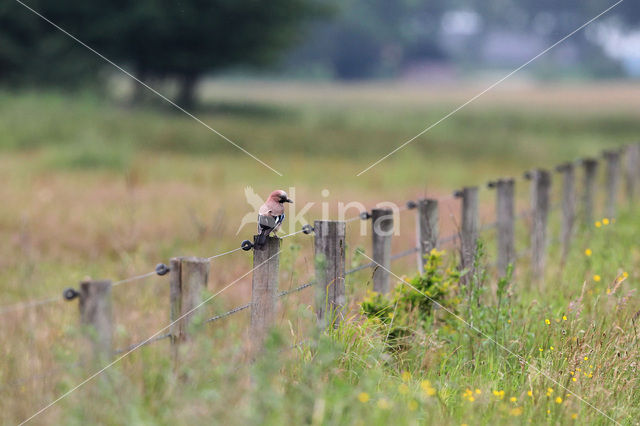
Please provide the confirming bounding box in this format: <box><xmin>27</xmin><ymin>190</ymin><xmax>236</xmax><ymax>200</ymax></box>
<box><xmin>416</xmin><ymin>199</ymin><xmax>439</xmax><ymax>273</ymax></box>
<box><xmin>79</xmin><ymin>279</ymin><xmax>113</xmax><ymax>362</ymax></box>
<box><xmin>625</xmin><ymin>144</ymin><xmax>640</xmax><ymax>204</ymax></box>
<box><xmin>456</xmin><ymin>187</ymin><xmax>478</xmax><ymax>285</ymax></box>
<box><xmin>489</xmin><ymin>179</ymin><xmax>515</xmax><ymax>275</ymax></box>
<box><xmin>581</xmin><ymin>158</ymin><xmax>598</xmax><ymax>225</ymax></box>
<box><xmin>314</xmin><ymin>220</ymin><xmax>346</xmax><ymax>328</ymax></box>
<box><xmin>556</xmin><ymin>163</ymin><xmax>576</xmax><ymax>262</ymax></box>
<box><xmin>603</xmin><ymin>150</ymin><xmax>621</xmax><ymax>219</ymax></box>
<box><xmin>170</xmin><ymin>257</ymin><xmax>209</xmax><ymax>360</ymax></box>
<box><xmin>529</xmin><ymin>169</ymin><xmax>551</xmax><ymax>280</ymax></box>
<box><xmin>250</xmin><ymin>236</ymin><xmax>281</xmax><ymax>353</ymax></box>
<box><xmin>371</xmin><ymin>208</ymin><xmax>393</xmax><ymax>294</ymax></box>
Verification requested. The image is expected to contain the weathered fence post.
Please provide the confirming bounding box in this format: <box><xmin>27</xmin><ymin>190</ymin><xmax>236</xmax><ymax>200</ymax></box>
<box><xmin>625</xmin><ymin>144</ymin><xmax>640</xmax><ymax>203</ymax></box>
<box><xmin>528</xmin><ymin>169</ymin><xmax>551</xmax><ymax>280</ymax></box>
<box><xmin>416</xmin><ymin>199</ymin><xmax>439</xmax><ymax>273</ymax></box>
<box><xmin>603</xmin><ymin>150</ymin><xmax>621</xmax><ymax>219</ymax></box>
<box><xmin>489</xmin><ymin>179</ymin><xmax>514</xmax><ymax>275</ymax></box>
<box><xmin>556</xmin><ymin>163</ymin><xmax>576</xmax><ymax>262</ymax></box>
<box><xmin>455</xmin><ymin>187</ymin><xmax>478</xmax><ymax>285</ymax></box>
<box><xmin>314</xmin><ymin>220</ymin><xmax>346</xmax><ymax>328</ymax></box>
<box><xmin>170</xmin><ymin>257</ymin><xmax>209</xmax><ymax>361</ymax></box>
<box><xmin>371</xmin><ymin>208</ymin><xmax>393</xmax><ymax>294</ymax></box>
<box><xmin>250</xmin><ymin>236</ymin><xmax>281</xmax><ymax>354</ymax></box>
<box><xmin>79</xmin><ymin>279</ymin><xmax>113</xmax><ymax>363</ymax></box>
<box><xmin>581</xmin><ymin>158</ymin><xmax>598</xmax><ymax>225</ymax></box>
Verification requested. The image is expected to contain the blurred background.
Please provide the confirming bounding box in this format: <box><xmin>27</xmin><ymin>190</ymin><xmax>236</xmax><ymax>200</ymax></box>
<box><xmin>2</xmin><ymin>2</ymin><xmax>640</xmax><ymax>422</ymax></box>
<box><xmin>3</xmin><ymin>1</ymin><xmax>640</xmax><ymax>101</ymax></box>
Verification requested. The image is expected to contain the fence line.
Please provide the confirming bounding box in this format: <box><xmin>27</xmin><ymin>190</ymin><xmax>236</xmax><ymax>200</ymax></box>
<box><xmin>4</xmin><ymin>143</ymin><xmax>640</xmax><ymax>387</ymax></box>
<box><xmin>0</xmin><ymin>193</ymin><xmax>458</xmax><ymax>317</ymax></box>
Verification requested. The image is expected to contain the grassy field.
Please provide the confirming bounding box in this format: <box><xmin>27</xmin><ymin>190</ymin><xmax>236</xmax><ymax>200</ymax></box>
<box><xmin>0</xmin><ymin>81</ymin><xmax>639</xmax><ymax>424</ymax></box>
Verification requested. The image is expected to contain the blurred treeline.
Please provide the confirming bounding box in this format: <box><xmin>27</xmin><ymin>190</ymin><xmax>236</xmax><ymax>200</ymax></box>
<box><xmin>1</xmin><ymin>0</ymin><xmax>639</xmax><ymax>104</ymax></box>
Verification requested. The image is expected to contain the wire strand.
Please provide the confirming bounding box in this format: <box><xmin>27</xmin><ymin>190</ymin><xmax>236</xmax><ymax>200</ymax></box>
<box><xmin>207</xmin><ymin>247</ymin><xmax>243</xmax><ymax>260</ymax></box>
<box><xmin>0</xmin><ymin>295</ymin><xmax>61</xmax><ymax>315</ymax></box>
<box><xmin>112</xmin><ymin>271</ymin><xmax>157</xmax><ymax>287</ymax></box>
<box><xmin>205</xmin><ymin>279</ymin><xmax>317</xmax><ymax>324</ymax></box>
<box><xmin>113</xmin><ymin>333</ymin><xmax>171</xmax><ymax>355</ymax></box>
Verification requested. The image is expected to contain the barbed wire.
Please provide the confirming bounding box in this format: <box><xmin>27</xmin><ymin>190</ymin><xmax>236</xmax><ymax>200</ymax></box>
<box><xmin>113</xmin><ymin>333</ymin><xmax>171</xmax><ymax>355</ymax></box>
<box><xmin>278</xmin><ymin>280</ymin><xmax>316</xmax><ymax>297</ymax></box>
<box><xmin>390</xmin><ymin>247</ymin><xmax>419</xmax><ymax>261</ymax></box>
<box><xmin>204</xmin><ymin>279</ymin><xmax>317</xmax><ymax>326</ymax></box>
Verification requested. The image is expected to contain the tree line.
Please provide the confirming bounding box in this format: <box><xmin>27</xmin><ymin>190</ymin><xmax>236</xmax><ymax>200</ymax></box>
<box><xmin>1</xmin><ymin>0</ymin><xmax>638</xmax><ymax>105</ymax></box>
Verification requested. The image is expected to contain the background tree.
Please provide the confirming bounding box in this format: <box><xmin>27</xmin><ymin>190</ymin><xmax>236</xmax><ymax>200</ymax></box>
<box><xmin>2</xmin><ymin>0</ymin><xmax>327</xmax><ymax>106</ymax></box>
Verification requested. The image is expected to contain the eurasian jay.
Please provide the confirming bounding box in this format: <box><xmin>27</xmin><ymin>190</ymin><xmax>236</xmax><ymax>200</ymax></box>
<box><xmin>255</xmin><ymin>190</ymin><xmax>293</xmax><ymax>249</ymax></box>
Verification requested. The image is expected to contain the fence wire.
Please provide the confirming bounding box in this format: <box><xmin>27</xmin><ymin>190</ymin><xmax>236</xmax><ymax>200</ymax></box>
<box><xmin>113</xmin><ymin>333</ymin><xmax>172</xmax><ymax>355</ymax></box>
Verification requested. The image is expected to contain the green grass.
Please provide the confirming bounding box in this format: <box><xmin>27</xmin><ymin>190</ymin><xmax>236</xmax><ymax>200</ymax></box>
<box><xmin>0</xmin><ymin>83</ymin><xmax>639</xmax><ymax>424</ymax></box>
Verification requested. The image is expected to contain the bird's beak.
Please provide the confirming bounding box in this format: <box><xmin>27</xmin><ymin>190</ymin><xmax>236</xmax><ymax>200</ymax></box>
<box><xmin>286</xmin><ymin>198</ymin><xmax>293</xmax><ymax>203</ymax></box>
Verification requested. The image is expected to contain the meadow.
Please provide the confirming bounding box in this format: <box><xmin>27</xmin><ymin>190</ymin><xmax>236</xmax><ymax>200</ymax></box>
<box><xmin>0</xmin><ymin>81</ymin><xmax>639</xmax><ymax>424</ymax></box>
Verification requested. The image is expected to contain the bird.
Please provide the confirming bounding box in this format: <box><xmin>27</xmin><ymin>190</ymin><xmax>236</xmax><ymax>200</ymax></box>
<box><xmin>255</xmin><ymin>189</ymin><xmax>293</xmax><ymax>249</ymax></box>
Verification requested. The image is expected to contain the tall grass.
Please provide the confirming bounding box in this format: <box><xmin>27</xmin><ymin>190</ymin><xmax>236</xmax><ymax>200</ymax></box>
<box><xmin>0</xmin><ymin>84</ymin><xmax>639</xmax><ymax>424</ymax></box>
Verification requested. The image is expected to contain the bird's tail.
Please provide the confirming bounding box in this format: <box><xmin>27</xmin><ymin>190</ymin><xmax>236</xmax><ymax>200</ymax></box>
<box><xmin>254</xmin><ymin>227</ymin><xmax>271</xmax><ymax>250</ymax></box>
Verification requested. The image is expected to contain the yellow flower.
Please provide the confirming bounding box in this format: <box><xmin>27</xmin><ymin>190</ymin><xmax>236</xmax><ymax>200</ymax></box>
<box><xmin>545</xmin><ymin>318</ymin><xmax>551</xmax><ymax>325</ymax></box>
<box><xmin>398</xmin><ymin>383</ymin><xmax>409</xmax><ymax>395</ymax></box>
<box><xmin>510</xmin><ymin>396</ymin><xmax>517</xmax><ymax>402</ymax></box>
<box><xmin>602</xmin><ymin>218</ymin><xmax>609</xmax><ymax>225</ymax></box>
<box><xmin>539</xmin><ymin>348</ymin><xmax>543</xmax><ymax>352</ymax></box>
<box><xmin>509</xmin><ymin>407</ymin><xmax>523</xmax><ymax>417</ymax></box>
<box><xmin>556</xmin><ymin>397</ymin><xmax>563</xmax><ymax>404</ymax></box>
<box><xmin>606</xmin><ymin>288</ymin><xmax>611</xmax><ymax>295</ymax></box>
<box><xmin>571</xmin><ymin>413</ymin><xmax>578</xmax><ymax>420</ymax></box>
<box><xmin>358</xmin><ymin>392</ymin><xmax>370</xmax><ymax>403</ymax></box>
<box><xmin>563</xmin><ymin>315</ymin><xmax>568</xmax><ymax>321</ymax></box>
<box><xmin>467</xmin><ymin>396</ymin><xmax>475</xmax><ymax>402</ymax></box>
<box><xmin>377</xmin><ymin>398</ymin><xmax>391</xmax><ymax>409</ymax></box>
<box><xmin>584</xmin><ymin>356</ymin><xmax>588</xmax><ymax>361</ymax></box>
<box><xmin>408</xmin><ymin>400</ymin><xmax>419</xmax><ymax>411</ymax></box>
<box><xmin>401</xmin><ymin>371</ymin><xmax>412</xmax><ymax>381</ymax></box>
<box><xmin>622</xmin><ymin>271</ymin><xmax>629</xmax><ymax>278</ymax></box>
<box><xmin>546</xmin><ymin>388</ymin><xmax>554</xmax><ymax>396</ymax></box>
<box><xmin>572</xmin><ymin>377</ymin><xmax>577</xmax><ymax>382</ymax></box>
<box><xmin>584</xmin><ymin>249</ymin><xmax>592</xmax><ymax>257</ymax></box>
<box><xmin>593</xmin><ymin>275</ymin><xmax>601</xmax><ymax>282</ymax></box>
<box><xmin>475</xmin><ymin>389</ymin><xmax>481</xmax><ymax>394</ymax></box>
<box><xmin>421</xmin><ymin>381</ymin><xmax>436</xmax><ymax>396</ymax></box>
<box><xmin>595</xmin><ymin>221</ymin><xmax>602</xmax><ymax>228</ymax></box>
<box><xmin>527</xmin><ymin>390</ymin><xmax>533</xmax><ymax>397</ymax></box>
<box><xmin>550</xmin><ymin>346</ymin><xmax>555</xmax><ymax>351</ymax></box>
